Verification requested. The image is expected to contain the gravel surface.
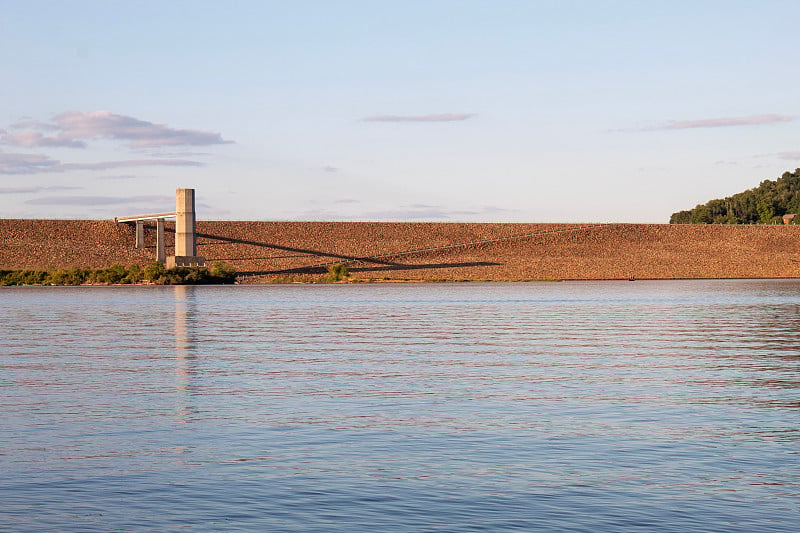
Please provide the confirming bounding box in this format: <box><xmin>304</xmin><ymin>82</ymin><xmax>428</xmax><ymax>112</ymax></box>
<box><xmin>2</xmin><ymin>219</ymin><xmax>799</xmax><ymax>281</ymax></box>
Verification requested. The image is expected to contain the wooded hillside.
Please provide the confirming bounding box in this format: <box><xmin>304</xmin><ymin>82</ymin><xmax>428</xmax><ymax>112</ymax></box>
<box><xmin>670</xmin><ymin>168</ymin><xmax>800</xmax><ymax>224</ymax></box>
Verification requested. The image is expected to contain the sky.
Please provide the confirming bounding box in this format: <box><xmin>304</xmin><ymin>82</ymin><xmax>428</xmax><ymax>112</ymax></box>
<box><xmin>1</xmin><ymin>0</ymin><xmax>799</xmax><ymax>222</ymax></box>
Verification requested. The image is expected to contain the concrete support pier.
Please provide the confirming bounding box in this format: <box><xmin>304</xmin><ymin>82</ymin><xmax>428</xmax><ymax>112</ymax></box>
<box><xmin>168</xmin><ymin>188</ymin><xmax>205</xmax><ymax>268</ymax></box>
<box><xmin>156</xmin><ymin>218</ymin><xmax>166</xmax><ymax>264</ymax></box>
<box><xmin>135</xmin><ymin>220</ymin><xmax>145</xmax><ymax>248</ymax></box>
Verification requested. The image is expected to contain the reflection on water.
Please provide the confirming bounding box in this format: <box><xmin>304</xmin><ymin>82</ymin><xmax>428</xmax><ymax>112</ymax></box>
<box><xmin>174</xmin><ymin>285</ymin><xmax>196</xmax><ymax>355</ymax></box>
<box><xmin>174</xmin><ymin>285</ymin><xmax>197</xmax><ymax>423</ymax></box>
<box><xmin>0</xmin><ymin>281</ymin><xmax>799</xmax><ymax>532</ymax></box>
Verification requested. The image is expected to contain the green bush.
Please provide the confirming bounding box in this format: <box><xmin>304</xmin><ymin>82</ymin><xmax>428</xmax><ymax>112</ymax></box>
<box><xmin>180</xmin><ymin>267</ymin><xmax>204</xmax><ymax>285</ymax></box>
<box><xmin>210</xmin><ymin>262</ymin><xmax>237</xmax><ymax>283</ymax></box>
<box><xmin>124</xmin><ymin>264</ymin><xmax>143</xmax><ymax>284</ymax></box>
<box><xmin>144</xmin><ymin>261</ymin><xmax>167</xmax><ymax>283</ymax></box>
<box><xmin>0</xmin><ymin>269</ymin><xmax>48</xmax><ymax>286</ymax></box>
<box><xmin>88</xmin><ymin>264</ymin><xmax>127</xmax><ymax>284</ymax></box>
<box><xmin>46</xmin><ymin>267</ymin><xmax>88</xmax><ymax>285</ymax></box>
<box><xmin>154</xmin><ymin>264</ymin><xmax>238</xmax><ymax>285</ymax></box>
<box><xmin>106</xmin><ymin>264</ymin><xmax>127</xmax><ymax>284</ymax></box>
<box><xmin>325</xmin><ymin>263</ymin><xmax>350</xmax><ymax>282</ymax></box>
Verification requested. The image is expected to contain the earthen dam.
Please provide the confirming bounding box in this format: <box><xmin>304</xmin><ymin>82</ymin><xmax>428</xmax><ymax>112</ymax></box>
<box><xmin>2</xmin><ymin>219</ymin><xmax>799</xmax><ymax>281</ymax></box>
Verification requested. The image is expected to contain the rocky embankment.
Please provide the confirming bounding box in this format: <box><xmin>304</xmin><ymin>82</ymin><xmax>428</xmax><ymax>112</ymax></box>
<box><xmin>1</xmin><ymin>219</ymin><xmax>799</xmax><ymax>281</ymax></box>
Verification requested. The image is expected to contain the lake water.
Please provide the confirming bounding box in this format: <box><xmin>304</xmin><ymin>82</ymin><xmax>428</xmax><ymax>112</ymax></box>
<box><xmin>1</xmin><ymin>281</ymin><xmax>799</xmax><ymax>531</ymax></box>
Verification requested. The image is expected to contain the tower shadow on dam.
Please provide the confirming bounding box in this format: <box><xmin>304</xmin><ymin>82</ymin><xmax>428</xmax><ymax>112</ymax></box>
<box><xmin>190</xmin><ymin>231</ymin><xmax>501</xmax><ymax>276</ymax></box>
<box><xmin>144</xmin><ymin>228</ymin><xmax>402</xmax><ymax>266</ymax></box>
<box><xmin>195</xmin><ymin>232</ymin><xmax>405</xmax><ymax>266</ymax></box>
<box><xmin>252</xmin><ymin>261</ymin><xmax>502</xmax><ymax>277</ymax></box>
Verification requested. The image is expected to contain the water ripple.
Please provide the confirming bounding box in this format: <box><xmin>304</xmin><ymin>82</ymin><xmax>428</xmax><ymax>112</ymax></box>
<box><xmin>1</xmin><ymin>281</ymin><xmax>799</xmax><ymax>531</ymax></box>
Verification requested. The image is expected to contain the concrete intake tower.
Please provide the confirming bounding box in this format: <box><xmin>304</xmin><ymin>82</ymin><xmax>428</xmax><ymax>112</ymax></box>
<box><xmin>168</xmin><ymin>188</ymin><xmax>205</xmax><ymax>268</ymax></box>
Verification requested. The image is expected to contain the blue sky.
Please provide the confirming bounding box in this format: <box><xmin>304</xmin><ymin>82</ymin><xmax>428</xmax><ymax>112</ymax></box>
<box><xmin>2</xmin><ymin>0</ymin><xmax>799</xmax><ymax>222</ymax></box>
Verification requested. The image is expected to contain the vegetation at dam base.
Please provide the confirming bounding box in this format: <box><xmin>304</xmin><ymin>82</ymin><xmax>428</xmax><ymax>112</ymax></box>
<box><xmin>0</xmin><ymin>262</ymin><xmax>354</xmax><ymax>286</ymax></box>
<box><xmin>670</xmin><ymin>168</ymin><xmax>800</xmax><ymax>224</ymax></box>
<box><xmin>252</xmin><ymin>263</ymin><xmax>354</xmax><ymax>284</ymax></box>
<box><xmin>0</xmin><ymin>262</ymin><xmax>237</xmax><ymax>286</ymax></box>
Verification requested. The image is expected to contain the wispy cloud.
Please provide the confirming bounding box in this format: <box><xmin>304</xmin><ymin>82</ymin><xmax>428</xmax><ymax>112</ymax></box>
<box><xmin>0</xmin><ymin>150</ymin><xmax>202</xmax><ymax>175</ymax></box>
<box><xmin>144</xmin><ymin>151</ymin><xmax>212</xmax><ymax>158</ymax></box>
<box><xmin>299</xmin><ymin>204</ymin><xmax>513</xmax><ymax>221</ymax></box>
<box><xmin>1</xmin><ymin>110</ymin><xmax>233</xmax><ymax>149</ymax></box>
<box><xmin>0</xmin><ymin>152</ymin><xmax>60</xmax><ymax>174</ymax></box>
<box><xmin>0</xmin><ymin>186</ymin><xmax>45</xmax><ymax>194</ymax></box>
<box><xmin>363</xmin><ymin>113</ymin><xmax>475</xmax><ymax>123</ymax></box>
<box><xmin>10</xmin><ymin>119</ymin><xmax>57</xmax><ymax>130</ymax></box>
<box><xmin>367</xmin><ymin>205</ymin><xmax>515</xmax><ymax>220</ymax></box>
<box><xmin>645</xmin><ymin>114</ymin><xmax>794</xmax><ymax>131</ymax></box>
<box><xmin>753</xmin><ymin>151</ymin><xmax>800</xmax><ymax>160</ymax></box>
<box><xmin>26</xmin><ymin>194</ymin><xmax>172</xmax><ymax>206</ymax></box>
<box><xmin>361</xmin><ymin>208</ymin><xmax>460</xmax><ymax>219</ymax></box>
<box><xmin>2</xmin><ymin>130</ymin><xmax>86</xmax><ymax>148</ymax></box>
<box><xmin>0</xmin><ymin>185</ymin><xmax>81</xmax><ymax>195</ymax></box>
<box><xmin>95</xmin><ymin>174</ymin><xmax>139</xmax><ymax>181</ymax></box>
<box><xmin>56</xmin><ymin>159</ymin><xmax>203</xmax><ymax>172</ymax></box>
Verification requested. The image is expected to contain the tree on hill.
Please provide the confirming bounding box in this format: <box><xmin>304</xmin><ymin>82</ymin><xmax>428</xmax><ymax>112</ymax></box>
<box><xmin>670</xmin><ymin>168</ymin><xmax>800</xmax><ymax>224</ymax></box>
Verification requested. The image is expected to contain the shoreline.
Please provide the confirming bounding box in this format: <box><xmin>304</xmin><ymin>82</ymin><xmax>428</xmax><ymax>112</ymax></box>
<box><xmin>5</xmin><ymin>278</ymin><xmax>800</xmax><ymax>289</ymax></box>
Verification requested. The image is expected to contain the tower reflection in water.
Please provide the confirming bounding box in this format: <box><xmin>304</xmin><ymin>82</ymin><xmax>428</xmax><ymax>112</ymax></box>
<box><xmin>174</xmin><ymin>285</ymin><xmax>198</xmax><ymax>423</ymax></box>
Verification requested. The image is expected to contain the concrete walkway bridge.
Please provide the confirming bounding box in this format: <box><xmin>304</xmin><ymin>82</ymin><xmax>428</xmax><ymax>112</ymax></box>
<box><xmin>115</xmin><ymin>188</ymin><xmax>205</xmax><ymax>268</ymax></box>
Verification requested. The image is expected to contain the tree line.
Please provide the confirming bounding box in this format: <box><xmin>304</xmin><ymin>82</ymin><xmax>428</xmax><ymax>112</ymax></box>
<box><xmin>670</xmin><ymin>168</ymin><xmax>800</xmax><ymax>224</ymax></box>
